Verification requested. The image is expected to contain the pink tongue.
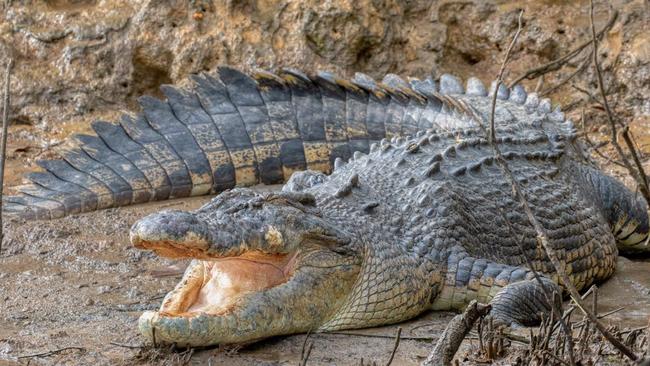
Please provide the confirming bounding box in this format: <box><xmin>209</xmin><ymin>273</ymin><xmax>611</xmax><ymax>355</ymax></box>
<box><xmin>188</xmin><ymin>257</ymin><xmax>288</xmax><ymax>314</ymax></box>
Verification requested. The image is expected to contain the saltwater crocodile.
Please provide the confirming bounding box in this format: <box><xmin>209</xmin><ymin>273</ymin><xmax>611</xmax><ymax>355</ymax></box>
<box><xmin>5</xmin><ymin>67</ymin><xmax>649</xmax><ymax>347</ymax></box>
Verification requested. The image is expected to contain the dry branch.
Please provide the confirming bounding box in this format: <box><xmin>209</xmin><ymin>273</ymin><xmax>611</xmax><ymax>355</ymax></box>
<box><xmin>109</xmin><ymin>341</ymin><xmax>145</xmax><ymax>349</ymax></box>
<box><xmin>572</xmin><ymin>84</ymin><xmax>606</xmax><ymax>108</ymax></box>
<box><xmin>299</xmin><ymin>330</ymin><xmax>314</xmax><ymax>366</ymax></box>
<box><xmin>17</xmin><ymin>346</ymin><xmax>85</xmax><ymax>359</ymax></box>
<box><xmin>580</xmin><ymin>110</ymin><xmax>627</xmax><ymax>168</ymax></box>
<box><xmin>488</xmin><ymin>10</ymin><xmax>575</xmax><ymax>365</ymax></box>
<box><xmin>299</xmin><ymin>342</ymin><xmax>313</xmax><ymax>366</ymax></box>
<box><xmin>478</xmin><ymin>2</ymin><xmax>640</xmax><ymax>361</ymax></box>
<box><xmin>327</xmin><ymin>331</ymin><xmax>433</xmax><ymax>341</ymax></box>
<box><xmin>462</xmin><ymin>3</ymin><xmax>640</xmax><ymax>362</ymax></box>
<box><xmin>540</xmin><ymin>56</ymin><xmax>590</xmax><ymax>96</ymax></box>
<box><xmin>384</xmin><ymin>327</ymin><xmax>401</xmax><ymax>366</ymax></box>
<box><xmin>422</xmin><ymin>301</ymin><xmax>491</xmax><ymax>366</ymax></box>
<box><xmin>491</xmin><ymin>13</ymin><xmax>580</xmax><ymax>364</ymax></box>
<box><xmin>489</xmin><ymin>10</ymin><xmax>523</xmax><ymax>145</ymax></box>
<box><xmin>496</xmin><ymin>205</ymin><xmax>576</xmax><ymax>365</ymax></box>
<box><xmin>0</xmin><ymin>59</ymin><xmax>12</xmax><ymax>255</ymax></box>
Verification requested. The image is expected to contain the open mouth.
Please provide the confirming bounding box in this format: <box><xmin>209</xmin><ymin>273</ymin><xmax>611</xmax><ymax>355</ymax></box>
<box><xmin>157</xmin><ymin>251</ymin><xmax>299</xmax><ymax>317</ymax></box>
<box><xmin>128</xmin><ymin>208</ymin><xmax>305</xmax><ymax>318</ymax></box>
<box><xmin>130</xmin><ymin>200</ymin><xmax>360</xmax><ymax>346</ymax></box>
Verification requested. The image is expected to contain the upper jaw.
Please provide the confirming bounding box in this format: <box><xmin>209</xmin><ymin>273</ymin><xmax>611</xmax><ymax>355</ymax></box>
<box><xmin>129</xmin><ymin>208</ymin><xmax>289</xmax><ymax>259</ymax></box>
<box><xmin>130</xmin><ymin>210</ymin><xmax>213</xmax><ymax>258</ymax></box>
<box><xmin>129</xmin><ymin>197</ymin><xmax>353</xmax><ymax>260</ymax></box>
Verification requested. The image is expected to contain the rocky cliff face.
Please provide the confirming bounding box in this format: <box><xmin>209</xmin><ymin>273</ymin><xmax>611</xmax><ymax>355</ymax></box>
<box><xmin>0</xmin><ymin>0</ymin><xmax>648</xmax><ymax>187</ymax></box>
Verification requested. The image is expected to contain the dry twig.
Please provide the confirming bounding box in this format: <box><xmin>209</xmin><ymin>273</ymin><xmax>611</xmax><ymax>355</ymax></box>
<box><xmin>17</xmin><ymin>346</ymin><xmax>85</xmax><ymax>359</ymax></box>
<box><xmin>540</xmin><ymin>56</ymin><xmax>591</xmax><ymax>96</ymax></box>
<box><xmin>496</xmin><ymin>205</ymin><xmax>576</xmax><ymax>365</ymax></box>
<box><xmin>508</xmin><ymin>10</ymin><xmax>618</xmax><ymax>87</ymax></box>
<box><xmin>489</xmin><ymin>10</ymin><xmax>524</xmax><ymax>145</ymax></box>
<box><xmin>326</xmin><ymin>331</ymin><xmax>433</xmax><ymax>341</ymax></box>
<box><xmin>384</xmin><ymin>327</ymin><xmax>401</xmax><ymax>366</ymax></box>
<box><xmin>152</xmin><ymin>325</ymin><xmax>157</xmax><ymax>348</ymax></box>
<box><xmin>299</xmin><ymin>330</ymin><xmax>314</xmax><ymax>366</ymax></box>
<box><xmin>572</xmin><ymin>84</ymin><xmax>607</xmax><ymax>108</ymax></box>
<box><xmin>0</xmin><ymin>59</ymin><xmax>12</xmax><ymax>254</ymax></box>
<box><xmin>588</xmin><ymin>0</ymin><xmax>650</xmax><ymax>205</ymax></box>
<box><xmin>492</xmin><ymin>11</ymin><xmax>579</xmax><ymax>363</ymax></box>
<box><xmin>477</xmin><ymin>2</ymin><xmax>640</xmax><ymax>361</ymax></box>
<box><xmin>110</xmin><ymin>341</ymin><xmax>145</xmax><ymax>349</ymax></box>
<box><xmin>482</xmin><ymin>2</ymin><xmax>638</xmax><ymax>362</ymax></box>
<box><xmin>580</xmin><ymin>109</ymin><xmax>627</xmax><ymax>168</ymax></box>
<box><xmin>422</xmin><ymin>301</ymin><xmax>491</xmax><ymax>366</ymax></box>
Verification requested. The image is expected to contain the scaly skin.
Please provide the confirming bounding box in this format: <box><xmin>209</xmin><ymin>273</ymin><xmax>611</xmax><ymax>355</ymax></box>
<box><xmin>130</xmin><ymin>75</ymin><xmax>648</xmax><ymax>346</ymax></box>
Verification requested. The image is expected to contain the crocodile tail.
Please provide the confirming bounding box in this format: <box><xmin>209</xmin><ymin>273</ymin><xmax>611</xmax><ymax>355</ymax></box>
<box><xmin>574</xmin><ymin>163</ymin><xmax>650</xmax><ymax>253</ymax></box>
<box><xmin>3</xmin><ymin>67</ymin><xmax>454</xmax><ymax>220</ymax></box>
<box><xmin>3</xmin><ymin>68</ymin><xmax>580</xmax><ymax>220</ymax></box>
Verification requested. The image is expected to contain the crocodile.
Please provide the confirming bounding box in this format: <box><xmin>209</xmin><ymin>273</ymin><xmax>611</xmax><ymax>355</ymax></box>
<box><xmin>5</xmin><ymin>67</ymin><xmax>649</xmax><ymax>347</ymax></box>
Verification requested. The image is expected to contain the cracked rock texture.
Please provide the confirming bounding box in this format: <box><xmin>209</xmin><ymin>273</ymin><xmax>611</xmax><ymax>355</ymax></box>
<box><xmin>0</xmin><ymin>0</ymin><xmax>648</xmax><ymax>188</ymax></box>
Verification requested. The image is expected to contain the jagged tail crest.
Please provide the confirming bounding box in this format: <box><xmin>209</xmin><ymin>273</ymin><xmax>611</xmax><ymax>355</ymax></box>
<box><xmin>4</xmin><ymin>67</ymin><xmax>576</xmax><ymax>220</ymax></box>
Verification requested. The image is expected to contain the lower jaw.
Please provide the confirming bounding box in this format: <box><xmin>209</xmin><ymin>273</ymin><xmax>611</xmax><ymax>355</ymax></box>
<box><xmin>135</xmin><ymin>252</ymin><xmax>300</xmax><ymax>346</ymax></box>
<box><xmin>137</xmin><ymin>252</ymin><xmax>360</xmax><ymax>346</ymax></box>
<box><xmin>153</xmin><ymin>251</ymin><xmax>298</xmax><ymax>318</ymax></box>
<box><xmin>138</xmin><ymin>310</ymin><xmax>234</xmax><ymax>346</ymax></box>
<box><xmin>139</xmin><ymin>307</ymin><xmax>303</xmax><ymax>347</ymax></box>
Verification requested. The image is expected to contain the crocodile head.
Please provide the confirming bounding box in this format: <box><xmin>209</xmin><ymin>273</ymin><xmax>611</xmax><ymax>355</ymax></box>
<box><xmin>130</xmin><ymin>188</ymin><xmax>362</xmax><ymax>346</ymax></box>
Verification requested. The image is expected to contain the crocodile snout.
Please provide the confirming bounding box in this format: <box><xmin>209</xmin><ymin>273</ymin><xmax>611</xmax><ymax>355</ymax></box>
<box><xmin>130</xmin><ymin>210</ymin><xmax>212</xmax><ymax>258</ymax></box>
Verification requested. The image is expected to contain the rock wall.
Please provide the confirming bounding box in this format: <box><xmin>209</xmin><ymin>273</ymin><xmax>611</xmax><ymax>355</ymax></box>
<box><xmin>0</xmin><ymin>0</ymin><xmax>648</xmax><ymax>186</ymax></box>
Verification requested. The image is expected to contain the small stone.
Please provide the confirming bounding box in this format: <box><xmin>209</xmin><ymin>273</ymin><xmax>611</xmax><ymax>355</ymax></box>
<box><xmin>96</xmin><ymin>285</ymin><xmax>111</xmax><ymax>294</ymax></box>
